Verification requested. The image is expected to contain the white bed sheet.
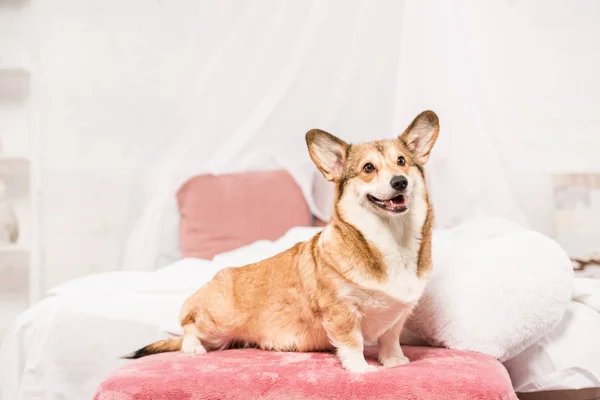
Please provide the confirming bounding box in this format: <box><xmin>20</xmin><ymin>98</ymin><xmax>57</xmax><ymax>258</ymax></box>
<box><xmin>0</xmin><ymin>227</ymin><xmax>322</xmax><ymax>400</ymax></box>
<box><xmin>1</xmin><ymin>225</ymin><xmax>599</xmax><ymax>399</ymax></box>
<box><xmin>505</xmin><ymin>301</ymin><xmax>600</xmax><ymax>392</ymax></box>
<box><xmin>0</xmin><ymin>260</ymin><xmax>227</xmax><ymax>400</ymax></box>
<box><xmin>0</xmin><ymin>262</ymin><xmax>199</xmax><ymax>399</ymax></box>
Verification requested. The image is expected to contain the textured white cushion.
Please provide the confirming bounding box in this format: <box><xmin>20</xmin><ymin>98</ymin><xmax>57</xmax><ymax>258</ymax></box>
<box><xmin>406</xmin><ymin>218</ymin><xmax>574</xmax><ymax>361</ymax></box>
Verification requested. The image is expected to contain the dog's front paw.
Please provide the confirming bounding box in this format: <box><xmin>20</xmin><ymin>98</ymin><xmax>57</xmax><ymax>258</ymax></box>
<box><xmin>343</xmin><ymin>360</ymin><xmax>378</xmax><ymax>373</ymax></box>
<box><xmin>380</xmin><ymin>355</ymin><xmax>410</xmax><ymax>368</ymax></box>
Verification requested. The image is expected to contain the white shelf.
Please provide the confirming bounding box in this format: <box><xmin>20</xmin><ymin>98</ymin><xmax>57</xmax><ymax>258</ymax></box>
<box><xmin>0</xmin><ymin>154</ymin><xmax>31</xmax><ymax>165</ymax></box>
<box><xmin>0</xmin><ymin>44</ymin><xmax>32</xmax><ymax>71</ymax></box>
<box><xmin>0</xmin><ymin>245</ymin><xmax>29</xmax><ymax>293</ymax></box>
<box><xmin>0</xmin><ymin>243</ymin><xmax>29</xmax><ymax>253</ymax></box>
<box><xmin>0</xmin><ymin>66</ymin><xmax>29</xmax><ymax>75</ymax></box>
<box><xmin>0</xmin><ymin>2</ymin><xmax>38</xmax><ymax>310</ymax></box>
<box><xmin>0</xmin><ymin>154</ymin><xmax>31</xmax><ymax>198</ymax></box>
<box><xmin>0</xmin><ymin>67</ymin><xmax>30</xmax><ymax>102</ymax></box>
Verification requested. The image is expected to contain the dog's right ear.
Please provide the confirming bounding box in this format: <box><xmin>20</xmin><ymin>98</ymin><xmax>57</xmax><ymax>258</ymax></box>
<box><xmin>306</xmin><ymin>129</ymin><xmax>348</xmax><ymax>182</ymax></box>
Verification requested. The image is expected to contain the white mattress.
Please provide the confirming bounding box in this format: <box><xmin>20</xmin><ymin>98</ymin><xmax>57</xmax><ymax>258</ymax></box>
<box><xmin>1</xmin><ymin>227</ymin><xmax>599</xmax><ymax>399</ymax></box>
<box><xmin>0</xmin><ymin>258</ymin><xmax>223</xmax><ymax>400</ymax></box>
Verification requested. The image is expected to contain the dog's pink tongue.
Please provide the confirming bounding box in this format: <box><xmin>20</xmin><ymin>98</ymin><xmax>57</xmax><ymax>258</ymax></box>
<box><xmin>385</xmin><ymin>199</ymin><xmax>395</xmax><ymax>209</ymax></box>
<box><xmin>386</xmin><ymin>196</ymin><xmax>405</xmax><ymax>209</ymax></box>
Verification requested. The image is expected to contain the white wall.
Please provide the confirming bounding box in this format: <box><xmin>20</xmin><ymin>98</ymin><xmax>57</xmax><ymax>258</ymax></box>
<box><xmin>34</xmin><ymin>1</ymin><xmax>207</xmax><ymax>289</ymax></box>
<box><xmin>26</xmin><ymin>0</ymin><xmax>600</xmax><ymax>291</ymax></box>
<box><xmin>468</xmin><ymin>0</ymin><xmax>600</xmax><ymax>237</ymax></box>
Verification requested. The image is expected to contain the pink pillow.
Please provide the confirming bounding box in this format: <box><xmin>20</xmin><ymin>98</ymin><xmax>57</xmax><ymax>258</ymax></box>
<box><xmin>177</xmin><ymin>170</ymin><xmax>312</xmax><ymax>259</ymax></box>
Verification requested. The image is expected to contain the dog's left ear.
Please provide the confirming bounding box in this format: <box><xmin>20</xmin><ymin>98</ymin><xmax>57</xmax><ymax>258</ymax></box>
<box><xmin>400</xmin><ymin>110</ymin><xmax>440</xmax><ymax>165</ymax></box>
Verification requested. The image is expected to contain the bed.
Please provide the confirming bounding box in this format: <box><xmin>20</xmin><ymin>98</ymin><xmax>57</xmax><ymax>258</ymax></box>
<box><xmin>2</xmin><ymin>255</ymin><xmax>600</xmax><ymax>399</ymax></box>
<box><xmin>1</xmin><ymin>170</ymin><xmax>599</xmax><ymax>399</ymax></box>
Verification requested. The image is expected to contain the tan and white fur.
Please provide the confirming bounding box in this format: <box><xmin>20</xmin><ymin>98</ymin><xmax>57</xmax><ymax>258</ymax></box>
<box><xmin>125</xmin><ymin>110</ymin><xmax>440</xmax><ymax>373</ymax></box>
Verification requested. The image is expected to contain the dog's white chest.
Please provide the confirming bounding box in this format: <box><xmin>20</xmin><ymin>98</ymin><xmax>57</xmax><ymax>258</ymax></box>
<box><xmin>359</xmin><ymin>293</ymin><xmax>411</xmax><ymax>342</ymax></box>
<box><xmin>357</xmin><ymin>266</ymin><xmax>426</xmax><ymax>341</ymax></box>
<box><xmin>362</xmin><ymin>216</ymin><xmax>426</xmax><ymax>303</ymax></box>
<box><xmin>352</xmin><ymin>214</ymin><xmax>427</xmax><ymax>341</ymax></box>
<box><xmin>381</xmin><ymin>260</ymin><xmax>426</xmax><ymax>303</ymax></box>
<box><xmin>337</xmin><ymin>183</ymin><xmax>430</xmax><ymax>341</ymax></box>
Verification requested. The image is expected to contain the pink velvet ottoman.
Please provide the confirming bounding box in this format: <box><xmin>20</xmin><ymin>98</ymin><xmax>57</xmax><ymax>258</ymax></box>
<box><xmin>95</xmin><ymin>346</ymin><xmax>517</xmax><ymax>400</ymax></box>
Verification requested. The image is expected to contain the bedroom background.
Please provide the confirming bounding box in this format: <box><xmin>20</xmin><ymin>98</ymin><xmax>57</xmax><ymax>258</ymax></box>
<box><xmin>0</xmin><ymin>0</ymin><xmax>599</xmax><ymax>341</ymax></box>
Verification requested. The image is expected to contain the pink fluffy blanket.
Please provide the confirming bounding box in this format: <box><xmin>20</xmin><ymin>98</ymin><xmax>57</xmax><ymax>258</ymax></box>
<box><xmin>95</xmin><ymin>346</ymin><xmax>516</xmax><ymax>400</ymax></box>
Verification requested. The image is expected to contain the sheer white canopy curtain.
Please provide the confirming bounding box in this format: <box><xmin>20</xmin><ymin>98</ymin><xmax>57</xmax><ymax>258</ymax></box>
<box><xmin>123</xmin><ymin>0</ymin><xmax>581</xmax><ymax>271</ymax></box>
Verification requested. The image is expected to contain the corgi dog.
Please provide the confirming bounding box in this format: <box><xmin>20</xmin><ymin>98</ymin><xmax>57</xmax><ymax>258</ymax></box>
<box><xmin>126</xmin><ymin>110</ymin><xmax>439</xmax><ymax>373</ymax></box>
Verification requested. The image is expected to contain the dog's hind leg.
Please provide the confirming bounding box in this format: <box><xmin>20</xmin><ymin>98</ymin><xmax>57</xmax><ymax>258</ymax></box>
<box><xmin>181</xmin><ymin>323</ymin><xmax>207</xmax><ymax>354</ymax></box>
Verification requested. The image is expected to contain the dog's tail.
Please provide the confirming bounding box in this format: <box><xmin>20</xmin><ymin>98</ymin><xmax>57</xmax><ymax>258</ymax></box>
<box><xmin>122</xmin><ymin>336</ymin><xmax>184</xmax><ymax>359</ymax></box>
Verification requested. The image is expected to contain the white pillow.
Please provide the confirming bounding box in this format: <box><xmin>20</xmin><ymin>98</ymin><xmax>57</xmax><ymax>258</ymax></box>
<box><xmin>407</xmin><ymin>218</ymin><xmax>574</xmax><ymax>361</ymax></box>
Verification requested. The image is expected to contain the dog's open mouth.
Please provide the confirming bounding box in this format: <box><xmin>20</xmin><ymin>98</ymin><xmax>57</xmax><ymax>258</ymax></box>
<box><xmin>367</xmin><ymin>194</ymin><xmax>407</xmax><ymax>213</ymax></box>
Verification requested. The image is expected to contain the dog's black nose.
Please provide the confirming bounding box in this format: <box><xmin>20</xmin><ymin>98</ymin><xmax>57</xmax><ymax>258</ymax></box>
<box><xmin>390</xmin><ymin>175</ymin><xmax>409</xmax><ymax>191</ymax></box>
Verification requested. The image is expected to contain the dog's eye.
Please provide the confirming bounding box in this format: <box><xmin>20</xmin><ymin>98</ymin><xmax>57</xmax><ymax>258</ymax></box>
<box><xmin>397</xmin><ymin>156</ymin><xmax>406</xmax><ymax>166</ymax></box>
<box><xmin>363</xmin><ymin>163</ymin><xmax>375</xmax><ymax>173</ymax></box>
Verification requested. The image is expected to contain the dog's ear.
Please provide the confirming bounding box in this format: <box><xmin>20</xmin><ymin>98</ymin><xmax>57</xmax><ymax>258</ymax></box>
<box><xmin>399</xmin><ymin>110</ymin><xmax>440</xmax><ymax>165</ymax></box>
<box><xmin>306</xmin><ymin>129</ymin><xmax>348</xmax><ymax>182</ymax></box>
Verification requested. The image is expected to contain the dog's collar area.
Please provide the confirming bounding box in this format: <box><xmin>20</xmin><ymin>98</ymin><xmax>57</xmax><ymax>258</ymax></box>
<box><xmin>367</xmin><ymin>193</ymin><xmax>407</xmax><ymax>213</ymax></box>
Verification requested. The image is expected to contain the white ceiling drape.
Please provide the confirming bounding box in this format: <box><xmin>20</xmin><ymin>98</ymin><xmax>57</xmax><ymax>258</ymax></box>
<box><xmin>122</xmin><ymin>0</ymin><xmax>597</xmax><ymax>271</ymax></box>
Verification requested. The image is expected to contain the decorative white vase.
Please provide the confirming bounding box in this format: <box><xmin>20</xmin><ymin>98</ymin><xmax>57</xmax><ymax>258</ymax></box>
<box><xmin>0</xmin><ymin>179</ymin><xmax>19</xmax><ymax>244</ymax></box>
